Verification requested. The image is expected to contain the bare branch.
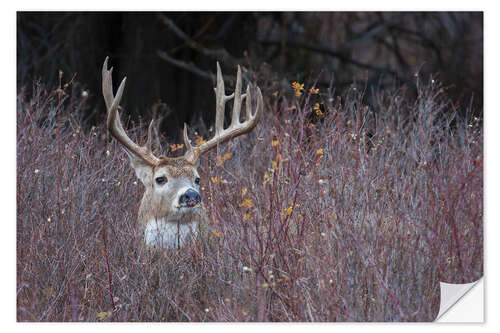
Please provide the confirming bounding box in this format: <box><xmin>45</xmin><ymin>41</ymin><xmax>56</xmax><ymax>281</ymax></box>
<box><xmin>258</xmin><ymin>37</ymin><xmax>399</xmax><ymax>78</ymax></box>
<box><xmin>157</xmin><ymin>14</ymin><xmax>239</xmax><ymax>68</ymax></box>
<box><xmin>157</xmin><ymin>50</ymin><xmax>216</xmax><ymax>83</ymax></box>
<box><xmin>157</xmin><ymin>50</ymin><xmax>238</xmax><ymax>85</ymax></box>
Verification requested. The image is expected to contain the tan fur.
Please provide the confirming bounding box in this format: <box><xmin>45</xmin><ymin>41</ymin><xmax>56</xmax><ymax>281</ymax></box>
<box><xmin>135</xmin><ymin>157</ymin><xmax>202</xmax><ymax>225</ymax></box>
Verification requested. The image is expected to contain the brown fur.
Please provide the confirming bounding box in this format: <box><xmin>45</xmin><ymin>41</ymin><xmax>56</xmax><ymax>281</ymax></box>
<box><xmin>136</xmin><ymin>156</ymin><xmax>202</xmax><ymax>228</ymax></box>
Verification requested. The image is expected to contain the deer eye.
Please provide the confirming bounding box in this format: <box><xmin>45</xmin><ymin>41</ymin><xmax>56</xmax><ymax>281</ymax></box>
<box><xmin>155</xmin><ymin>176</ymin><xmax>166</xmax><ymax>185</ymax></box>
<box><xmin>195</xmin><ymin>177</ymin><xmax>200</xmax><ymax>185</ymax></box>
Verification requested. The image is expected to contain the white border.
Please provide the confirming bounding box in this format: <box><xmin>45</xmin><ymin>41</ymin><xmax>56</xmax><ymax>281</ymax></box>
<box><xmin>4</xmin><ymin>1</ymin><xmax>496</xmax><ymax>332</ymax></box>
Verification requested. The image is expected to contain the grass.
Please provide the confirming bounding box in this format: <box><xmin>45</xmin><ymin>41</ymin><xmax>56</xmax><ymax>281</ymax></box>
<box><xmin>16</xmin><ymin>77</ymin><xmax>482</xmax><ymax>322</ymax></box>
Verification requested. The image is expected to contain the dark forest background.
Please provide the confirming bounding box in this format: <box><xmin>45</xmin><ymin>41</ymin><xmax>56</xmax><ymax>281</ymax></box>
<box><xmin>17</xmin><ymin>12</ymin><xmax>483</xmax><ymax>140</ymax></box>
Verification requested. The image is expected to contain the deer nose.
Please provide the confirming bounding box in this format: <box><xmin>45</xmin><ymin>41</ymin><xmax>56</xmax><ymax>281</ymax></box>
<box><xmin>179</xmin><ymin>189</ymin><xmax>201</xmax><ymax>207</ymax></box>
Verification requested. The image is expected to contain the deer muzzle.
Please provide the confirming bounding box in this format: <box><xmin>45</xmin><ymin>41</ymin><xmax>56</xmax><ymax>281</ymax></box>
<box><xmin>178</xmin><ymin>188</ymin><xmax>201</xmax><ymax>208</ymax></box>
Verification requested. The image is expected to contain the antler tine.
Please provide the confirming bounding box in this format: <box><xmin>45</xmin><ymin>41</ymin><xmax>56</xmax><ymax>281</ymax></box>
<box><xmin>231</xmin><ymin>65</ymin><xmax>243</xmax><ymax>127</ymax></box>
<box><xmin>214</xmin><ymin>62</ymin><xmax>237</xmax><ymax>134</ymax></box>
<box><xmin>145</xmin><ymin>119</ymin><xmax>154</xmax><ymax>154</ymax></box>
<box><xmin>101</xmin><ymin>57</ymin><xmax>116</xmax><ymax>110</ymax></box>
<box><xmin>245</xmin><ymin>84</ymin><xmax>252</xmax><ymax>120</ymax></box>
<box><xmin>183</xmin><ymin>123</ymin><xmax>193</xmax><ymax>152</ymax></box>
<box><xmin>214</xmin><ymin>62</ymin><xmax>225</xmax><ymax>136</ymax></box>
<box><xmin>184</xmin><ymin>63</ymin><xmax>263</xmax><ymax>164</ymax></box>
<box><xmin>252</xmin><ymin>84</ymin><xmax>263</xmax><ymax>126</ymax></box>
<box><xmin>102</xmin><ymin>57</ymin><xmax>159</xmax><ymax>166</ymax></box>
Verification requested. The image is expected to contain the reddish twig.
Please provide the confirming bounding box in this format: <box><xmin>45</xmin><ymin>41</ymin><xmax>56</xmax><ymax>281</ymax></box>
<box><xmin>101</xmin><ymin>220</ymin><xmax>116</xmax><ymax>310</ymax></box>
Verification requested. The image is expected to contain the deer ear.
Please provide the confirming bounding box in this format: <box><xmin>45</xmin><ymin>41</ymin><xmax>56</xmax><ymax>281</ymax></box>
<box><xmin>124</xmin><ymin>149</ymin><xmax>153</xmax><ymax>186</ymax></box>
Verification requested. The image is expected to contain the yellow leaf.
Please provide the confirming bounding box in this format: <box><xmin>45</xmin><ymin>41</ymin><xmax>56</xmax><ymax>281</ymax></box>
<box><xmin>316</xmin><ymin>148</ymin><xmax>324</xmax><ymax>156</ymax></box>
<box><xmin>314</xmin><ymin>103</ymin><xmax>324</xmax><ymax>117</ymax></box>
<box><xmin>195</xmin><ymin>136</ymin><xmax>207</xmax><ymax>145</ymax></box>
<box><xmin>224</xmin><ymin>152</ymin><xmax>231</xmax><ymax>160</ymax></box>
<box><xmin>271</xmin><ymin>140</ymin><xmax>280</xmax><ymax>147</ymax></box>
<box><xmin>241</xmin><ymin>188</ymin><xmax>248</xmax><ymax>196</ymax></box>
<box><xmin>170</xmin><ymin>143</ymin><xmax>184</xmax><ymax>152</ymax></box>
<box><xmin>292</xmin><ymin>82</ymin><xmax>304</xmax><ymax>91</ymax></box>
<box><xmin>243</xmin><ymin>212</ymin><xmax>251</xmax><ymax>220</ymax></box>
<box><xmin>240</xmin><ymin>198</ymin><xmax>254</xmax><ymax>208</ymax></box>
<box><xmin>309</xmin><ymin>87</ymin><xmax>319</xmax><ymax>94</ymax></box>
<box><xmin>97</xmin><ymin>312</ymin><xmax>107</xmax><ymax>318</ymax></box>
<box><xmin>283</xmin><ymin>206</ymin><xmax>293</xmax><ymax>215</ymax></box>
<box><xmin>271</xmin><ymin>160</ymin><xmax>278</xmax><ymax>169</ymax></box>
<box><xmin>292</xmin><ymin>82</ymin><xmax>304</xmax><ymax>97</ymax></box>
<box><xmin>264</xmin><ymin>171</ymin><xmax>270</xmax><ymax>181</ymax></box>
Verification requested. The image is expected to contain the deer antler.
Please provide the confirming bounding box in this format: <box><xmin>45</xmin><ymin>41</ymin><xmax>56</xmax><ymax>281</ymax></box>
<box><xmin>184</xmin><ymin>62</ymin><xmax>263</xmax><ymax>163</ymax></box>
<box><xmin>102</xmin><ymin>57</ymin><xmax>160</xmax><ymax>166</ymax></box>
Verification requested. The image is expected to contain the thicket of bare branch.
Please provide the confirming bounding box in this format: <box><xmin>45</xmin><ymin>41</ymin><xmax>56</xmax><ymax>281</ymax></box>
<box><xmin>17</xmin><ymin>76</ymin><xmax>482</xmax><ymax>321</ymax></box>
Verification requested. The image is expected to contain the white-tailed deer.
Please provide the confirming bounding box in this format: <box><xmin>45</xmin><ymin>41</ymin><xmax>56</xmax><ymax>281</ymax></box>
<box><xmin>102</xmin><ymin>57</ymin><xmax>262</xmax><ymax>248</ymax></box>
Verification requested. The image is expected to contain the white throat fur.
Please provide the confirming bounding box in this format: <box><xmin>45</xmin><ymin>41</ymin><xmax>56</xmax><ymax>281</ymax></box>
<box><xmin>144</xmin><ymin>218</ymin><xmax>198</xmax><ymax>248</ymax></box>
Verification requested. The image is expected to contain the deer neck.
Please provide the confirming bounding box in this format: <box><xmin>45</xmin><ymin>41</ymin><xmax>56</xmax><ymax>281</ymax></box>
<box><xmin>144</xmin><ymin>217</ymin><xmax>198</xmax><ymax>248</ymax></box>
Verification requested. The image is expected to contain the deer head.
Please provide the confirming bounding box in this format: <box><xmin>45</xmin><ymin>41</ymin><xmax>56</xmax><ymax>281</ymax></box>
<box><xmin>102</xmin><ymin>57</ymin><xmax>262</xmax><ymax>247</ymax></box>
